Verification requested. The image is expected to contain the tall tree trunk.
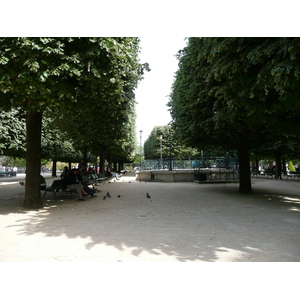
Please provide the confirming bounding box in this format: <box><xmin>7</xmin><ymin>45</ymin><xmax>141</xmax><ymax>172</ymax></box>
<box><xmin>52</xmin><ymin>159</ymin><xmax>57</xmax><ymax>177</ymax></box>
<box><xmin>24</xmin><ymin>108</ymin><xmax>43</xmax><ymax>209</ymax></box>
<box><xmin>275</xmin><ymin>151</ymin><xmax>282</xmax><ymax>179</ymax></box>
<box><xmin>233</xmin><ymin>131</ymin><xmax>252</xmax><ymax>193</ymax></box>
<box><xmin>255</xmin><ymin>159</ymin><xmax>259</xmax><ymax>170</ymax></box>
<box><xmin>100</xmin><ymin>153</ymin><xmax>105</xmax><ymax>177</ymax></box>
<box><xmin>238</xmin><ymin>144</ymin><xmax>252</xmax><ymax>193</ymax></box>
<box><xmin>282</xmin><ymin>157</ymin><xmax>287</xmax><ymax>175</ymax></box>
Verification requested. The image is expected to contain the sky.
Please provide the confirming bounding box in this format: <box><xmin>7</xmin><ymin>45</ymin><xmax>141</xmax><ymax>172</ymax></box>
<box><xmin>134</xmin><ymin>37</ymin><xmax>187</xmax><ymax>143</ymax></box>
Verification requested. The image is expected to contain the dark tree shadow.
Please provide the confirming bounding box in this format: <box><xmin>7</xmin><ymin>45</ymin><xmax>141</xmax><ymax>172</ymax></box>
<box><xmin>1</xmin><ymin>177</ymin><xmax>300</xmax><ymax>262</ymax></box>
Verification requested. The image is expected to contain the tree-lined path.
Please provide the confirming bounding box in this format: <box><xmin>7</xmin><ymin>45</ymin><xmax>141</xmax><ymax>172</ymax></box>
<box><xmin>1</xmin><ymin>174</ymin><xmax>299</xmax><ymax>262</ymax></box>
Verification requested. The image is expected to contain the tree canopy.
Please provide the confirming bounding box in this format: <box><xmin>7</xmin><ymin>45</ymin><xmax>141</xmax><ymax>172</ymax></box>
<box><xmin>144</xmin><ymin>125</ymin><xmax>198</xmax><ymax>160</ymax></box>
<box><xmin>0</xmin><ymin>37</ymin><xmax>148</xmax><ymax>208</ymax></box>
<box><xmin>169</xmin><ymin>37</ymin><xmax>300</xmax><ymax>193</ymax></box>
<box><xmin>0</xmin><ymin>108</ymin><xmax>26</xmax><ymax>157</ymax></box>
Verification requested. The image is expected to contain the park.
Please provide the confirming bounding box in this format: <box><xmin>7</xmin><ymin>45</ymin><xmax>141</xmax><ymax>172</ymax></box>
<box><xmin>1</xmin><ymin>38</ymin><xmax>300</xmax><ymax>265</ymax></box>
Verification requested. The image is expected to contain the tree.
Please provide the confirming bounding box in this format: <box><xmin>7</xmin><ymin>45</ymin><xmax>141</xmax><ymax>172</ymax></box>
<box><xmin>0</xmin><ymin>108</ymin><xmax>26</xmax><ymax>157</ymax></box>
<box><xmin>144</xmin><ymin>125</ymin><xmax>198</xmax><ymax>160</ymax></box>
<box><xmin>0</xmin><ymin>37</ymin><xmax>146</xmax><ymax>208</ymax></box>
<box><xmin>169</xmin><ymin>37</ymin><xmax>300</xmax><ymax>193</ymax></box>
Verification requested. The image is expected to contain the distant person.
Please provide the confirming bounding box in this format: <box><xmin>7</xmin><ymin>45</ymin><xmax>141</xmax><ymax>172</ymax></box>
<box><xmin>12</xmin><ymin>166</ymin><xmax>18</xmax><ymax>176</ymax></box>
<box><xmin>78</xmin><ymin>159</ymin><xmax>87</xmax><ymax>171</ymax></box>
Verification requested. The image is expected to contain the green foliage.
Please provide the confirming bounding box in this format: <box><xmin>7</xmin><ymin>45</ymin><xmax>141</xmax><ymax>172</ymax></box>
<box><xmin>144</xmin><ymin>125</ymin><xmax>198</xmax><ymax>159</ymax></box>
<box><xmin>0</xmin><ymin>37</ymin><xmax>146</xmax><ymax>164</ymax></box>
<box><xmin>0</xmin><ymin>38</ymin><xmax>147</xmax><ymax>208</ymax></box>
<box><xmin>169</xmin><ymin>37</ymin><xmax>300</xmax><ymax>192</ymax></box>
<box><xmin>0</xmin><ymin>108</ymin><xmax>26</xmax><ymax>157</ymax></box>
<box><xmin>169</xmin><ymin>37</ymin><xmax>300</xmax><ymax>150</ymax></box>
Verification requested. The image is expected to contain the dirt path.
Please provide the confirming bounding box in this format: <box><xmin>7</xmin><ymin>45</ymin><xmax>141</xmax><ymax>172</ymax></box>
<box><xmin>0</xmin><ymin>173</ymin><xmax>299</xmax><ymax>262</ymax></box>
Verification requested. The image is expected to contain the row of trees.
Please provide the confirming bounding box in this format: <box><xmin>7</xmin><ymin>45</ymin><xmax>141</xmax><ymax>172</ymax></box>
<box><xmin>169</xmin><ymin>37</ymin><xmax>300</xmax><ymax>193</ymax></box>
<box><xmin>0</xmin><ymin>37</ymin><xmax>149</xmax><ymax>208</ymax></box>
<box><xmin>143</xmin><ymin>125</ymin><xmax>198</xmax><ymax>160</ymax></box>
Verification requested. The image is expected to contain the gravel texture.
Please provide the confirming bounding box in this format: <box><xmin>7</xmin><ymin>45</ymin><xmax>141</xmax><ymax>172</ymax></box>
<box><xmin>0</xmin><ymin>173</ymin><xmax>300</xmax><ymax>262</ymax></box>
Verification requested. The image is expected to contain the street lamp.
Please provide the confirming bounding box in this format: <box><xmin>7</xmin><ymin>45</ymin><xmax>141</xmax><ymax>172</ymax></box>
<box><xmin>168</xmin><ymin>123</ymin><xmax>173</xmax><ymax>171</ymax></box>
<box><xmin>160</xmin><ymin>135</ymin><xmax>163</xmax><ymax>169</ymax></box>
<box><xmin>140</xmin><ymin>130</ymin><xmax>143</xmax><ymax>170</ymax></box>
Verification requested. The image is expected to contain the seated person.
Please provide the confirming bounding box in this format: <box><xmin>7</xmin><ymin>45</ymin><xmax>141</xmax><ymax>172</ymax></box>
<box><xmin>111</xmin><ymin>169</ymin><xmax>121</xmax><ymax>180</ymax></box>
<box><xmin>60</xmin><ymin>166</ymin><xmax>69</xmax><ymax>180</ymax></box>
<box><xmin>65</xmin><ymin>168</ymin><xmax>90</xmax><ymax>201</ymax></box>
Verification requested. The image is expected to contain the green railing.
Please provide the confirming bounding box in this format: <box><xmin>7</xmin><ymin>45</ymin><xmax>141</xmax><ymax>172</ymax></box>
<box><xmin>141</xmin><ymin>156</ymin><xmax>238</xmax><ymax>171</ymax></box>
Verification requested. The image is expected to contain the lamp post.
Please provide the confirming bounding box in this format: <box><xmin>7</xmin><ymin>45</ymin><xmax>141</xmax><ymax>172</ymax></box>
<box><xmin>160</xmin><ymin>135</ymin><xmax>163</xmax><ymax>169</ymax></box>
<box><xmin>168</xmin><ymin>125</ymin><xmax>173</xmax><ymax>171</ymax></box>
<box><xmin>139</xmin><ymin>130</ymin><xmax>143</xmax><ymax>170</ymax></box>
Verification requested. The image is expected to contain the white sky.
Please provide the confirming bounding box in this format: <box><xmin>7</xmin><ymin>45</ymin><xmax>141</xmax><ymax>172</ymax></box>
<box><xmin>135</xmin><ymin>37</ymin><xmax>187</xmax><ymax>143</ymax></box>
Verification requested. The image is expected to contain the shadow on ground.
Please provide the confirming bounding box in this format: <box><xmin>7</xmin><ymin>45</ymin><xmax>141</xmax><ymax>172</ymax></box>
<box><xmin>1</xmin><ymin>176</ymin><xmax>300</xmax><ymax>262</ymax></box>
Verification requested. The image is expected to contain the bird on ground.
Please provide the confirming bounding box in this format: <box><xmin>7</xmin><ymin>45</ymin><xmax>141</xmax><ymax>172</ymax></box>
<box><xmin>103</xmin><ymin>196</ymin><xmax>106</xmax><ymax>200</ymax></box>
<box><xmin>129</xmin><ymin>181</ymin><xmax>131</xmax><ymax>183</ymax></box>
<box><xmin>146</xmin><ymin>193</ymin><xmax>151</xmax><ymax>199</ymax></box>
<box><xmin>107</xmin><ymin>192</ymin><xmax>111</xmax><ymax>198</ymax></box>
<box><xmin>118</xmin><ymin>194</ymin><xmax>121</xmax><ymax>198</ymax></box>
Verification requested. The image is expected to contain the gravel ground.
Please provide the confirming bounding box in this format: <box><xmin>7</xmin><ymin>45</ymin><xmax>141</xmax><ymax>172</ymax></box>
<box><xmin>0</xmin><ymin>172</ymin><xmax>299</xmax><ymax>262</ymax></box>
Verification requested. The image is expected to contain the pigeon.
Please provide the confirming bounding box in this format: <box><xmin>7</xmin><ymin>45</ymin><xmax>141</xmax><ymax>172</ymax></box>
<box><xmin>129</xmin><ymin>181</ymin><xmax>131</xmax><ymax>183</ymax></box>
<box><xmin>106</xmin><ymin>192</ymin><xmax>111</xmax><ymax>198</ymax></box>
<box><xmin>103</xmin><ymin>196</ymin><xmax>106</xmax><ymax>200</ymax></box>
<box><xmin>146</xmin><ymin>193</ymin><xmax>151</xmax><ymax>199</ymax></box>
<box><xmin>118</xmin><ymin>194</ymin><xmax>121</xmax><ymax>198</ymax></box>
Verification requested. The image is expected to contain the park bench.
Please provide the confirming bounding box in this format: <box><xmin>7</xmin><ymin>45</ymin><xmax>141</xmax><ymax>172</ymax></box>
<box><xmin>81</xmin><ymin>175</ymin><xmax>92</xmax><ymax>185</ymax></box>
<box><xmin>97</xmin><ymin>174</ymin><xmax>108</xmax><ymax>184</ymax></box>
<box><xmin>260</xmin><ymin>170</ymin><xmax>275</xmax><ymax>178</ymax></box>
<box><xmin>0</xmin><ymin>171</ymin><xmax>17</xmax><ymax>177</ymax></box>
<box><xmin>251</xmin><ymin>170</ymin><xmax>260</xmax><ymax>177</ymax></box>
<box><xmin>286</xmin><ymin>171</ymin><xmax>300</xmax><ymax>180</ymax></box>
<box><xmin>42</xmin><ymin>179</ymin><xmax>77</xmax><ymax>200</ymax></box>
<box><xmin>89</xmin><ymin>174</ymin><xmax>107</xmax><ymax>186</ymax></box>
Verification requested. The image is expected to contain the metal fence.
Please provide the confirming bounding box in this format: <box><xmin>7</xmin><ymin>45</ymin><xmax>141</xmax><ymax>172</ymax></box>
<box><xmin>140</xmin><ymin>156</ymin><xmax>239</xmax><ymax>181</ymax></box>
<box><xmin>141</xmin><ymin>156</ymin><xmax>238</xmax><ymax>171</ymax></box>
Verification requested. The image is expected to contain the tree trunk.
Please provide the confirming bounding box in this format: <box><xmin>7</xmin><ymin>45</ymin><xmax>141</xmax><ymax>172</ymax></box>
<box><xmin>52</xmin><ymin>159</ymin><xmax>57</xmax><ymax>177</ymax></box>
<box><xmin>282</xmin><ymin>157</ymin><xmax>287</xmax><ymax>175</ymax></box>
<box><xmin>275</xmin><ymin>151</ymin><xmax>282</xmax><ymax>179</ymax></box>
<box><xmin>233</xmin><ymin>131</ymin><xmax>252</xmax><ymax>193</ymax></box>
<box><xmin>255</xmin><ymin>159</ymin><xmax>259</xmax><ymax>170</ymax></box>
<box><xmin>24</xmin><ymin>108</ymin><xmax>43</xmax><ymax>209</ymax></box>
<box><xmin>238</xmin><ymin>145</ymin><xmax>252</xmax><ymax>193</ymax></box>
<box><xmin>100</xmin><ymin>153</ymin><xmax>105</xmax><ymax>177</ymax></box>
